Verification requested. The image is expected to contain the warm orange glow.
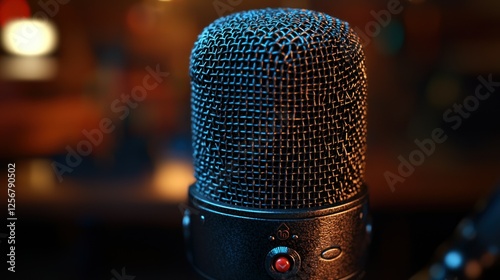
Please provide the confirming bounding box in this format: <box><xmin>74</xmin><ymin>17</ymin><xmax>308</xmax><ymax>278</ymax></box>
<box><xmin>153</xmin><ymin>159</ymin><xmax>194</xmax><ymax>202</ymax></box>
<box><xmin>27</xmin><ymin>159</ymin><xmax>56</xmax><ymax>193</ymax></box>
<box><xmin>126</xmin><ymin>3</ymin><xmax>160</xmax><ymax>36</ymax></box>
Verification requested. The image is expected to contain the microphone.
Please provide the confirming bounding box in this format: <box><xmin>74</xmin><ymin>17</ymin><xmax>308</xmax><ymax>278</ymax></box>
<box><xmin>184</xmin><ymin>8</ymin><xmax>370</xmax><ymax>280</ymax></box>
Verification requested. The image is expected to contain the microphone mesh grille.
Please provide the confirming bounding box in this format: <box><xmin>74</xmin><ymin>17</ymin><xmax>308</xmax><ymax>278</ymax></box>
<box><xmin>190</xmin><ymin>8</ymin><xmax>367</xmax><ymax>209</ymax></box>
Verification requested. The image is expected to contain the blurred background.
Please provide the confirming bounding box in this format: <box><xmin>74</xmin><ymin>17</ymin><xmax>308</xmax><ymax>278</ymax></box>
<box><xmin>0</xmin><ymin>0</ymin><xmax>499</xmax><ymax>279</ymax></box>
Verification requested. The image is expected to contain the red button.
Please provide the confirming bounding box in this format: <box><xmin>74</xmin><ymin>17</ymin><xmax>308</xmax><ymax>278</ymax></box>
<box><xmin>274</xmin><ymin>256</ymin><xmax>291</xmax><ymax>273</ymax></box>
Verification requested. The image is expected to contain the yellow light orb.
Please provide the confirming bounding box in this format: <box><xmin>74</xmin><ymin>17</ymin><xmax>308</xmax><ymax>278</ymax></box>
<box><xmin>2</xmin><ymin>18</ymin><xmax>58</xmax><ymax>57</ymax></box>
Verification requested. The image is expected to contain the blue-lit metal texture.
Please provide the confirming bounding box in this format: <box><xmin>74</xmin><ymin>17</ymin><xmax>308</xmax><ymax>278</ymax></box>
<box><xmin>187</xmin><ymin>8</ymin><xmax>370</xmax><ymax>280</ymax></box>
<box><xmin>190</xmin><ymin>8</ymin><xmax>368</xmax><ymax>209</ymax></box>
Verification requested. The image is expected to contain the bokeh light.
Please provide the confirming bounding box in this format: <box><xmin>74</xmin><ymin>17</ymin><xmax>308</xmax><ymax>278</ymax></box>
<box><xmin>0</xmin><ymin>56</ymin><xmax>57</xmax><ymax>80</ymax></box>
<box><xmin>0</xmin><ymin>0</ymin><xmax>30</xmax><ymax>26</ymax></box>
<box><xmin>444</xmin><ymin>250</ymin><xmax>463</xmax><ymax>269</ymax></box>
<box><xmin>375</xmin><ymin>20</ymin><xmax>405</xmax><ymax>55</ymax></box>
<box><xmin>2</xmin><ymin>18</ymin><xmax>58</xmax><ymax>56</ymax></box>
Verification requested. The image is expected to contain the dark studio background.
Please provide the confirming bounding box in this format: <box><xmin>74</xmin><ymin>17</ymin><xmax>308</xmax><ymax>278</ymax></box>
<box><xmin>0</xmin><ymin>0</ymin><xmax>499</xmax><ymax>279</ymax></box>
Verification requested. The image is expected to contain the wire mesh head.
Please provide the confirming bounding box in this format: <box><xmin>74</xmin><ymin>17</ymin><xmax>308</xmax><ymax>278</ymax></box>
<box><xmin>190</xmin><ymin>8</ymin><xmax>367</xmax><ymax>209</ymax></box>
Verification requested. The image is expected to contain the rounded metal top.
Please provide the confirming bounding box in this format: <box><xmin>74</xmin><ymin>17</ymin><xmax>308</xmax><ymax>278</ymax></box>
<box><xmin>190</xmin><ymin>8</ymin><xmax>368</xmax><ymax>209</ymax></box>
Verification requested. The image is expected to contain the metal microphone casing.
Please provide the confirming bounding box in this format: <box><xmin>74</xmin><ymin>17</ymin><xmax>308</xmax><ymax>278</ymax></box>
<box><xmin>185</xmin><ymin>8</ymin><xmax>370</xmax><ymax>280</ymax></box>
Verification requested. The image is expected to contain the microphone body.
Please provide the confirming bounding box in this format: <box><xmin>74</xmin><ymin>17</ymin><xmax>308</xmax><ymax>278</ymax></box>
<box><xmin>184</xmin><ymin>8</ymin><xmax>370</xmax><ymax>280</ymax></box>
